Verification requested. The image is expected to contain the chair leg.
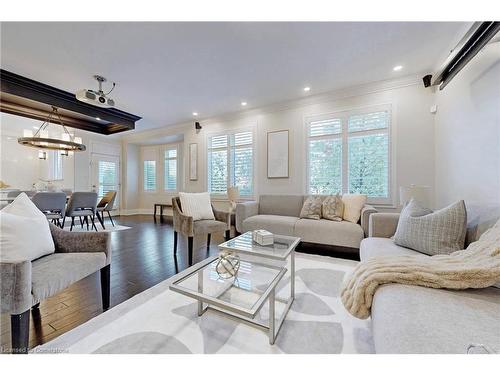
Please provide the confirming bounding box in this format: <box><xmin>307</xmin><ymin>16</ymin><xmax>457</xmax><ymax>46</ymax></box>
<box><xmin>225</xmin><ymin>230</ymin><xmax>230</xmax><ymax>241</ymax></box>
<box><xmin>96</xmin><ymin>211</ymin><xmax>105</xmax><ymax>230</ymax></box>
<box><xmin>100</xmin><ymin>265</ymin><xmax>111</xmax><ymax>311</ymax></box>
<box><xmin>32</xmin><ymin>303</ymin><xmax>40</xmax><ymax>310</ymax></box>
<box><xmin>188</xmin><ymin>236</ymin><xmax>194</xmax><ymax>266</ymax></box>
<box><xmin>173</xmin><ymin>231</ymin><xmax>178</xmax><ymax>255</ymax></box>
<box><xmin>62</xmin><ymin>216</ymin><xmax>66</xmax><ymax>229</ymax></box>
<box><xmin>11</xmin><ymin>310</ymin><xmax>30</xmax><ymax>354</ymax></box>
<box><xmin>79</xmin><ymin>216</ymin><xmax>84</xmax><ymax>228</ymax></box>
<box><xmin>207</xmin><ymin>233</ymin><xmax>211</xmax><ymax>251</ymax></box>
<box><xmin>70</xmin><ymin>217</ymin><xmax>75</xmax><ymax>231</ymax></box>
<box><xmin>85</xmin><ymin>216</ymin><xmax>89</xmax><ymax>231</ymax></box>
<box><xmin>91</xmin><ymin>215</ymin><xmax>98</xmax><ymax>231</ymax></box>
<box><xmin>107</xmin><ymin>210</ymin><xmax>115</xmax><ymax>227</ymax></box>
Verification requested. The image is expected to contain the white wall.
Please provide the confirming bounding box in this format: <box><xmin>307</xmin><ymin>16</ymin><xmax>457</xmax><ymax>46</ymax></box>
<box><xmin>123</xmin><ymin>76</ymin><xmax>436</xmax><ymax>212</ymax></box>
<box><xmin>434</xmin><ymin>41</ymin><xmax>500</xmax><ymax>209</ymax></box>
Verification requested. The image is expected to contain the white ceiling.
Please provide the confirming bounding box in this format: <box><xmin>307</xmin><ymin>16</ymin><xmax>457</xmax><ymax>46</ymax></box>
<box><xmin>1</xmin><ymin>22</ymin><xmax>468</xmax><ymax>133</ymax></box>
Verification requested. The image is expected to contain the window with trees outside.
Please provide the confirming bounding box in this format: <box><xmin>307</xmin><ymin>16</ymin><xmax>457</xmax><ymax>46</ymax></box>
<box><xmin>306</xmin><ymin>106</ymin><xmax>391</xmax><ymax>205</ymax></box>
<box><xmin>164</xmin><ymin>147</ymin><xmax>178</xmax><ymax>191</ymax></box>
<box><xmin>208</xmin><ymin>131</ymin><xmax>253</xmax><ymax>196</ymax></box>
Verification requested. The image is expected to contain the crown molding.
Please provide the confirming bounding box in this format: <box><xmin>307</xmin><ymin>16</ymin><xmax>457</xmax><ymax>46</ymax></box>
<box><xmin>123</xmin><ymin>74</ymin><xmax>422</xmax><ymax>141</ymax></box>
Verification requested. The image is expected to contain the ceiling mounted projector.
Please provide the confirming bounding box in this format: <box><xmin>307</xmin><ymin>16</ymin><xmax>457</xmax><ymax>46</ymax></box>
<box><xmin>75</xmin><ymin>75</ymin><xmax>116</xmax><ymax>108</ymax></box>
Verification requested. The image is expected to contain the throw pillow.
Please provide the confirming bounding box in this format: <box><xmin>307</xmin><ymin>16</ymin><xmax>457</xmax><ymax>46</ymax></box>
<box><xmin>322</xmin><ymin>194</ymin><xmax>344</xmax><ymax>221</ymax></box>
<box><xmin>394</xmin><ymin>199</ymin><xmax>467</xmax><ymax>255</ymax></box>
<box><xmin>178</xmin><ymin>192</ymin><xmax>215</xmax><ymax>221</ymax></box>
<box><xmin>0</xmin><ymin>193</ymin><xmax>55</xmax><ymax>261</ymax></box>
<box><xmin>300</xmin><ymin>196</ymin><xmax>323</xmax><ymax>220</ymax></box>
<box><xmin>342</xmin><ymin>194</ymin><xmax>367</xmax><ymax>223</ymax></box>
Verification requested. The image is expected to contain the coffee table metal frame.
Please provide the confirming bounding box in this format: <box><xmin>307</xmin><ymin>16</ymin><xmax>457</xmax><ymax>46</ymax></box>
<box><xmin>219</xmin><ymin>232</ymin><xmax>300</xmax><ymax>301</ymax></box>
<box><xmin>169</xmin><ymin>255</ymin><xmax>290</xmax><ymax>344</ymax></box>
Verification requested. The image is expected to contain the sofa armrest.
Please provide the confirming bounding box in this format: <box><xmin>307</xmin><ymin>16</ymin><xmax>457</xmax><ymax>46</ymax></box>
<box><xmin>368</xmin><ymin>212</ymin><xmax>400</xmax><ymax>238</ymax></box>
<box><xmin>1</xmin><ymin>259</ymin><xmax>32</xmax><ymax>314</ymax></box>
<box><xmin>212</xmin><ymin>206</ymin><xmax>231</xmax><ymax>230</ymax></box>
<box><xmin>360</xmin><ymin>204</ymin><xmax>377</xmax><ymax>237</ymax></box>
<box><xmin>235</xmin><ymin>201</ymin><xmax>259</xmax><ymax>233</ymax></box>
<box><xmin>50</xmin><ymin>223</ymin><xmax>111</xmax><ymax>265</ymax></box>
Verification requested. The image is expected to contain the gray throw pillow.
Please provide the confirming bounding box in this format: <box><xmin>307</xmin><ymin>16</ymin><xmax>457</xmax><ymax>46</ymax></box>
<box><xmin>394</xmin><ymin>199</ymin><xmax>467</xmax><ymax>255</ymax></box>
<box><xmin>300</xmin><ymin>196</ymin><xmax>323</xmax><ymax>220</ymax></box>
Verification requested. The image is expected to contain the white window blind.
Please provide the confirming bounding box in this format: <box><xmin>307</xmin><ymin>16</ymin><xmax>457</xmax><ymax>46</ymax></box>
<box><xmin>208</xmin><ymin>131</ymin><xmax>253</xmax><ymax>196</ymax></box>
<box><xmin>307</xmin><ymin>108</ymin><xmax>391</xmax><ymax>204</ymax></box>
<box><xmin>98</xmin><ymin>161</ymin><xmax>117</xmax><ymax>198</ymax></box>
<box><xmin>164</xmin><ymin>147</ymin><xmax>178</xmax><ymax>191</ymax></box>
<box><xmin>143</xmin><ymin>160</ymin><xmax>156</xmax><ymax>191</ymax></box>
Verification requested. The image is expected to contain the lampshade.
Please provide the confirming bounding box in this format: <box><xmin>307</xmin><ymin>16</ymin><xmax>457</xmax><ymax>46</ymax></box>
<box><xmin>399</xmin><ymin>185</ymin><xmax>431</xmax><ymax>208</ymax></box>
<box><xmin>227</xmin><ymin>186</ymin><xmax>240</xmax><ymax>203</ymax></box>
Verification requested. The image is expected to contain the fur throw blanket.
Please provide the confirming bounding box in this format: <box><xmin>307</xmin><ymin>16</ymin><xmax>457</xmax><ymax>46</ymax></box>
<box><xmin>341</xmin><ymin>219</ymin><xmax>500</xmax><ymax>319</ymax></box>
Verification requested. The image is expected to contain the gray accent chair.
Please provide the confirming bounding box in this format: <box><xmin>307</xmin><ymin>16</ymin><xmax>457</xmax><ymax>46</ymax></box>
<box><xmin>236</xmin><ymin>195</ymin><xmax>377</xmax><ymax>253</ymax></box>
<box><xmin>96</xmin><ymin>191</ymin><xmax>117</xmax><ymax>229</ymax></box>
<box><xmin>31</xmin><ymin>192</ymin><xmax>67</xmax><ymax>228</ymax></box>
<box><xmin>1</xmin><ymin>224</ymin><xmax>111</xmax><ymax>354</ymax></box>
<box><xmin>64</xmin><ymin>192</ymin><xmax>98</xmax><ymax>231</ymax></box>
<box><xmin>172</xmin><ymin>197</ymin><xmax>230</xmax><ymax>266</ymax></box>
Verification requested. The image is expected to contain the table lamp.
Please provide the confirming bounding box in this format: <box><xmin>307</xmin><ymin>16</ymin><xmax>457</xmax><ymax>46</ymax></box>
<box><xmin>227</xmin><ymin>186</ymin><xmax>240</xmax><ymax>213</ymax></box>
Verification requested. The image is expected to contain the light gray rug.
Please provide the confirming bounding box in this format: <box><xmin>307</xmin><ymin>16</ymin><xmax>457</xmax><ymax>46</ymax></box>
<box><xmin>35</xmin><ymin>253</ymin><xmax>374</xmax><ymax>354</ymax></box>
<box><xmin>61</xmin><ymin>222</ymin><xmax>131</xmax><ymax>233</ymax></box>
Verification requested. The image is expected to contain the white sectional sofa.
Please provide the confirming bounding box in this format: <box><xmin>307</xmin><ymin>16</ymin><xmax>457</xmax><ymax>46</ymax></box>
<box><xmin>235</xmin><ymin>194</ymin><xmax>377</xmax><ymax>251</ymax></box>
<box><xmin>362</xmin><ymin>208</ymin><xmax>500</xmax><ymax>354</ymax></box>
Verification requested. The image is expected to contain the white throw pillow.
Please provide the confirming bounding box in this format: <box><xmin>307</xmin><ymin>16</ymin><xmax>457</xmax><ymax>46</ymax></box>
<box><xmin>0</xmin><ymin>193</ymin><xmax>55</xmax><ymax>261</ymax></box>
<box><xmin>179</xmin><ymin>192</ymin><xmax>215</xmax><ymax>221</ymax></box>
<box><xmin>342</xmin><ymin>194</ymin><xmax>367</xmax><ymax>223</ymax></box>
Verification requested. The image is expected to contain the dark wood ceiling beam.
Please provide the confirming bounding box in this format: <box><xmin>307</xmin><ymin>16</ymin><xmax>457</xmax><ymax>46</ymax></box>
<box><xmin>0</xmin><ymin>69</ymin><xmax>141</xmax><ymax>134</ymax></box>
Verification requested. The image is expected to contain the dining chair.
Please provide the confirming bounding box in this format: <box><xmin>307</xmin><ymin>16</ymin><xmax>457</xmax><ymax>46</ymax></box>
<box><xmin>64</xmin><ymin>192</ymin><xmax>98</xmax><ymax>231</ymax></box>
<box><xmin>31</xmin><ymin>192</ymin><xmax>67</xmax><ymax>228</ymax></box>
<box><xmin>96</xmin><ymin>191</ymin><xmax>117</xmax><ymax>229</ymax></box>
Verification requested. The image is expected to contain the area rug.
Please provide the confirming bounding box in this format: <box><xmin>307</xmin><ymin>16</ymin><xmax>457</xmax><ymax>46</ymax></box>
<box><xmin>61</xmin><ymin>221</ymin><xmax>131</xmax><ymax>233</ymax></box>
<box><xmin>34</xmin><ymin>253</ymin><xmax>374</xmax><ymax>354</ymax></box>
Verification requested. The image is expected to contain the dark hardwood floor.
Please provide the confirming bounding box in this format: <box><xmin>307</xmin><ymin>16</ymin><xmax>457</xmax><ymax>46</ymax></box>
<box><xmin>0</xmin><ymin>215</ymin><xmax>227</xmax><ymax>352</ymax></box>
<box><xmin>0</xmin><ymin>214</ymin><xmax>358</xmax><ymax>352</ymax></box>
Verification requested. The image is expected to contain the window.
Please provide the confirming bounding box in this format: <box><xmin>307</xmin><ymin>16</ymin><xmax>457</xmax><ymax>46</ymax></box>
<box><xmin>164</xmin><ymin>147</ymin><xmax>178</xmax><ymax>191</ymax></box>
<box><xmin>143</xmin><ymin>160</ymin><xmax>156</xmax><ymax>191</ymax></box>
<box><xmin>208</xmin><ymin>131</ymin><xmax>253</xmax><ymax>196</ymax></box>
<box><xmin>307</xmin><ymin>107</ymin><xmax>391</xmax><ymax>204</ymax></box>
<box><xmin>98</xmin><ymin>161</ymin><xmax>118</xmax><ymax>198</ymax></box>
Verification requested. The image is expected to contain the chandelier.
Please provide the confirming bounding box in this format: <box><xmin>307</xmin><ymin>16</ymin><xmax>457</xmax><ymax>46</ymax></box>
<box><xmin>17</xmin><ymin>106</ymin><xmax>86</xmax><ymax>152</ymax></box>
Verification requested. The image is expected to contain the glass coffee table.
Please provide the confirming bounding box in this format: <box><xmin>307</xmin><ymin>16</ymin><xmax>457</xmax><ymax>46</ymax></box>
<box><xmin>169</xmin><ymin>232</ymin><xmax>300</xmax><ymax>344</ymax></box>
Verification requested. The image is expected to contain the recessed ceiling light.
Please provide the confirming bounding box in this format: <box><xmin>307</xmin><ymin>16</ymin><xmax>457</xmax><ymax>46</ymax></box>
<box><xmin>393</xmin><ymin>65</ymin><xmax>403</xmax><ymax>71</ymax></box>
<box><xmin>303</xmin><ymin>86</ymin><xmax>311</xmax><ymax>92</ymax></box>
<box><xmin>241</xmin><ymin>102</ymin><xmax>247</xmax><ymax>106</ymax></box>
<box><xmin>192</xmin><ymin>112</ymin><xmax>198</xmax><ymax>116</ymax></box>
<box><xmin>96</xmin><ymin>117</ymin><xmax>101</xmax><ymax>121</ymax></box>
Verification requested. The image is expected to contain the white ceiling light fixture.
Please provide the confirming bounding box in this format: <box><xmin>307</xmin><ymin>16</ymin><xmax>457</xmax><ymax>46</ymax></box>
<box><xmin>241</xmin><ymin>102</ymin><xmax>247</xmax><ymax>106</ymax></box>
<box><xmin>303</xmin><ymin>86</ymin><xmax>311</xmax><ymax>92</ymax></box>
<box><xmin>393</xmin><ymin>65</ymin><xmax>403</xmax><ymax>71</ymax></box>
<box><xmin>192</xmin><ymin>112</ymin><xmax>198</xmax><ymax>116</ymax></box>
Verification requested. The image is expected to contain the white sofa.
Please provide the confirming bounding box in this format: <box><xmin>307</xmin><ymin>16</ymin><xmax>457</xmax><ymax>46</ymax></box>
<box><xmin>362</xmin><ymin>207</ymin><xmax>500</xmax><ymax>354</ymax></box>
<box><xmin>235</xmin><ymin>194</ymin><xmax>377</xmax><ymax>251</ymax></box>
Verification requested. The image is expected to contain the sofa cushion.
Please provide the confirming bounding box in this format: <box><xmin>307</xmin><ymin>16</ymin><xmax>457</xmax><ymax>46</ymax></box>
<box><xmin>299</xmin><ymin>196</ymin><xmax>323</xmax><ymax>220</ymax></box>
<box><xmin>371</xmin><ymin>284</ymin><xmax>500</xmax><ymax>353</ymax></box>
<box><xmin>322</xmin><ymin>194</ymin><xmax>343</xmax><ymax>221</ymax></box>
<box><xmin>342</xmin><ymin>194</ymin><xmax>367</xmax><ymax>223</ymax></box>
<box><xmin>242</xmin><ymin>215</ymin><xmax>299</xmax><ymax>236</ymax></box>
<box><xmin>31</xmin><ymin>252</ymin><xmax>106</xmax><ymax>303</ymax></box>
<box><xmin>0</xmin><ymin>193</ymin><xmax>55</xmax><ymax>262</ymax></box>
<box><xmin>394</xmin><ymin>199</ymin><xmax>467</xmax><ymax>255</ymax></box>
<box><xmin>294</xmin><ymin>219</ymin><xmax>364</xmax><ymax>249</ymax></box>
<box><xmin>259</xmin><ymin>195</ymin><xmax>304</xmax><ymax>217</ymax></box>
<box><xmin>360</xmin><ymin>237</ymin><xmax>425</xmax><ymax>261</ymax></box>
